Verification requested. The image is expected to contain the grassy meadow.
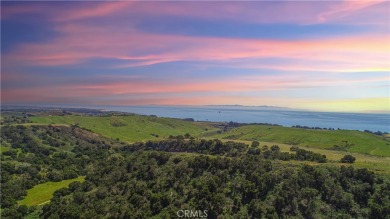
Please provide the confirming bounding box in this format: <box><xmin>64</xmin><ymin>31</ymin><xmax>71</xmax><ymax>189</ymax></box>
<box><xmin>18</xmin><ymin>176</ymin><xmax>85</xmax><ymax>206</ymax></box>
<box><xmin>30</xmin><ymin>115</ymin><xmax>218</xmax><ymax>142</ymax></box>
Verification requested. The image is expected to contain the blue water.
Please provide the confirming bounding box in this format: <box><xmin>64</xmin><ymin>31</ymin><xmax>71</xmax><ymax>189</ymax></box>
<box><xmin>101</xmin><ymin>105</ymin><xmax>390</xmax><ymax>132</ymax></box>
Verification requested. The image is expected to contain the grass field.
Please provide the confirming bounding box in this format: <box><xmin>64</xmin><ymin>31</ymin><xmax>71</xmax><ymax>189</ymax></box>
<box><xmin>18</xmin><ymin>176</ymin><xmax>85</xmax><ymax>206</ymax></box>
<box><xmin>30</xmin><ymin>115</ymin><xmax>218</xmax><ymax>142</ymax></box>
<box><xmin>208</xmin><ymin>125</ymin><xmax>390</xmax><ymax>157</ymax></box>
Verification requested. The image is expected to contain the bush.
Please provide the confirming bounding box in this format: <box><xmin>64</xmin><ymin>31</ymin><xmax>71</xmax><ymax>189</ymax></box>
<box><xmin>340</xmin><ymin>155</ymin><xmax>356</xmax><ymax>163</ymax></box>
<box><xmin>251</xmin><ymin>141</ymin><xmax>260</xmax><ymax>148</ymax></box>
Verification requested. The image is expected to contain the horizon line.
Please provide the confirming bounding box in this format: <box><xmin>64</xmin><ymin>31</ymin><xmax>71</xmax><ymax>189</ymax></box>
<box><xmin>2</xmin><ymin>103</ymin><xmax>390</xmax><ymax>115</ymax></box>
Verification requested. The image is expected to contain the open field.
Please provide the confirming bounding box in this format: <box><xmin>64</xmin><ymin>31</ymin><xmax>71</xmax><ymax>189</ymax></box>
<box><xmin>30</xmin><ymin>115</ymin><xmax>218</xmax><ymax>142</ymax></box>
<box><xmin>208</xmin><ymin>125</ymin><xmax>390</xmax><ymax>156</ymax></box>
<box><xmin>18</xmin><ymin>176</ymin><xmax>85</xmax><ymax>206</ymax></box>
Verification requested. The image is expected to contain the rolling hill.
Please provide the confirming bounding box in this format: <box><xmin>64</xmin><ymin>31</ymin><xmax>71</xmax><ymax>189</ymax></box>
<box><xmin>208</xmin><ymin>125</ymin><xmax>390</xmax><ymax>156</ymax></box>
<box><xmin>30</xmin><ymin>115</ymin><xmax>218</xmax><ymax>143</ymax></box>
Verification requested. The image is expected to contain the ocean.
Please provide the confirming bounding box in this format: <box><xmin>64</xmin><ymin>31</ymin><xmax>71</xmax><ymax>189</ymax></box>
<box><xmin>101</xmin><ymin>105</ymin><xmax>390</xmax><ymax>133</ymax></box>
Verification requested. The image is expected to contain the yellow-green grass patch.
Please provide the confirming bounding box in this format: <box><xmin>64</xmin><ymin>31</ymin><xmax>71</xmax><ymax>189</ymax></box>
<box><xmin>1</xmin><ymin>145</ymin><xmax>11</xmax><ymax>153</ymax></box>
<box><xmin>18</xmin><ymin>176</ymin><xmax>85</xmax><ymax>206</ymax></box>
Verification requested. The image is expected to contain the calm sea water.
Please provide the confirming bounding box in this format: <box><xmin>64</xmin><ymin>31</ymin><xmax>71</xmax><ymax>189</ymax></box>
<box><xmin>102</xmin><ymin>105</ymin><xmax>390</xmax><ymax>132</ymax></box>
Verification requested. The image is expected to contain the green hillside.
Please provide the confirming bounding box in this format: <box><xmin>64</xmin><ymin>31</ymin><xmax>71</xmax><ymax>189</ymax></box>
<box><xmin>213</xmin><ymin>139</ymin><xmax>390</xmax><ymax>175</ymax></box>
<box><xmin>30</xmin><ymin>115</ymin><xmax>217</xmax><ymax>142</ymax></box>
<box><xmin>29</xmin><ymin>115</ymin><xmax>390</xmax><ymax>156</ymax></box>
<box><xmin>208</xmin><ymin>125</ymin><xmax>390</xmax><ymax>157</ymax></box>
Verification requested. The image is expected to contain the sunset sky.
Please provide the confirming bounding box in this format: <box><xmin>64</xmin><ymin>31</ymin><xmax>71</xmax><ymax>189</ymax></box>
<box><xmin>1</xmin><ymin>1</ymin><xmax>389</xmax><ymax>112</ymax></box>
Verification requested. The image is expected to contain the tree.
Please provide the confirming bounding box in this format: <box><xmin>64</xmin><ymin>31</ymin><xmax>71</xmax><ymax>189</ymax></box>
<box><xmin>340</xmin><ymin>155</ymin><xmax>356</xmax><ymax>163</ymax></box>
<box><xmin>17</xmin><ymin>205</ymin><xmax>28</xmax><ymax>216</ymax></box>
<box><xmin>251</xmin><ymin>141</ymin><xmax>260</xmax><ymax>148</ymax></box>
<box><xmin>270</xmin><ymin>145</ymin><xmax>280</xmax><ymax>152</ymax></box>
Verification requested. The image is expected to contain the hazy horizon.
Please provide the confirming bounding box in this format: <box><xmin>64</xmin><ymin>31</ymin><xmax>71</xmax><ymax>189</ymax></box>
<box><xmin>2</xmin><ymin>103</ymin><xmax>390</xmax><ymax>115</ymax></box>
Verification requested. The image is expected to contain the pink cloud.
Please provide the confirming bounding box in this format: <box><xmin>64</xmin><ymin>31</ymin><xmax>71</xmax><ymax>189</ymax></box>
<box><xmin>317</xmin><ymin>0</ymin><xmax>386</xmax><ymax>23</ymax></box>
<box><xmin>3</xmin><ymin>1</ymin><xmax>388</xmax><ymax>73</ymax></box>
<box><xmin>2</xmin><ymin>1</ymin><xmax>388</xmax><ymax>110</ymax></box>
<box><xmin>2</xmin><ymin>71</ymin><xmax>387</xmax><ymax>106</ymax></box>
<box><xmin>53</xmin><ymin>2</ymin><xmax>133</xmax><ymax>22</ymax></box>
<box><xmin>1</xmin><ymin>3</ymin><xmax>44</xmax><ymax>19</ymax></box>
<box><xmin>4</xmin><ymin>24</ymin><xmax>388</xmax><ymax>73</ymax></box>
<box><xmin>6</xmin><ymin>72</ymin><xmax>386</xmax><ymax>97</ymax></box>
<box><xmin>2</xmin><ymin>1</ymin><xmax>387</xmax><ymax>25</ymax></box>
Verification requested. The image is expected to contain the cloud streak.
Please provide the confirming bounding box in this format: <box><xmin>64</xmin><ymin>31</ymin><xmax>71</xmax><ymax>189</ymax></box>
<box><xmin>5</xmin><ymin>26</ymin><xmax>388</xmax><ymax>73</ymax></box>
<box><xmin>3</xmin><ymin>1</ymin><xmax>387</xmax><ymax>25</ymax></box>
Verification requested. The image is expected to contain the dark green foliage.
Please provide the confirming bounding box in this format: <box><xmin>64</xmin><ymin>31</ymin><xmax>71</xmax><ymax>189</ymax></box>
<box><xmin>251</xmin><ymin>141</ymin><xmax>260</xmax><ymax>147</ymax></box>
<box><xmin>341</xmin><ymin>154</ymin><xmax>356</xmax><ymax>163</ymax></box>
<box><xmin>124</xmin><ymin>138</ymin><xmax>248</xmax><ymax>156</ymax></box>
<box><xmin>123</xmin><ymin>137</ymin><xmax>326</xmax><ymax>163</ymax></box>
<box><xmin>369</xmin><ymin>180</ymin><xmax>390</xmax><ymax>218</ymax></box>
<box><xmin>295</xmin><ymin>148</ymin><xmax>327</xmax><ymax>163</ymax></box>
<box><xmin>110</xmin><ymin>120</ymin><xmax>126</xmax><ymax>127</ymax></box>
<box><xmin>2</xmin><ymin>149</ymin><xmax>18</xmax><ymax>158</ymax></box>
<box><xmin>39</xmin><ymin>150</ymin><xmax>389</xmax><ymax>219</ymax></box>
<box><xmin>0</xmin><ymin>115</ymin><xmax>30</xmax><ymax>125</ymax></box>
<box><xmin>0</xmin><ymin>125</ymin><xmax>119</xmax><ymax>211</ymax></box>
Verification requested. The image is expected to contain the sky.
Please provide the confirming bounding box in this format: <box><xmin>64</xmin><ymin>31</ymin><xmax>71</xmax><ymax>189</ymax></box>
<box><xmin>1</xmin><ymin>1</ymin><xmax>389</xmax><ymax>112</ymax></box>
